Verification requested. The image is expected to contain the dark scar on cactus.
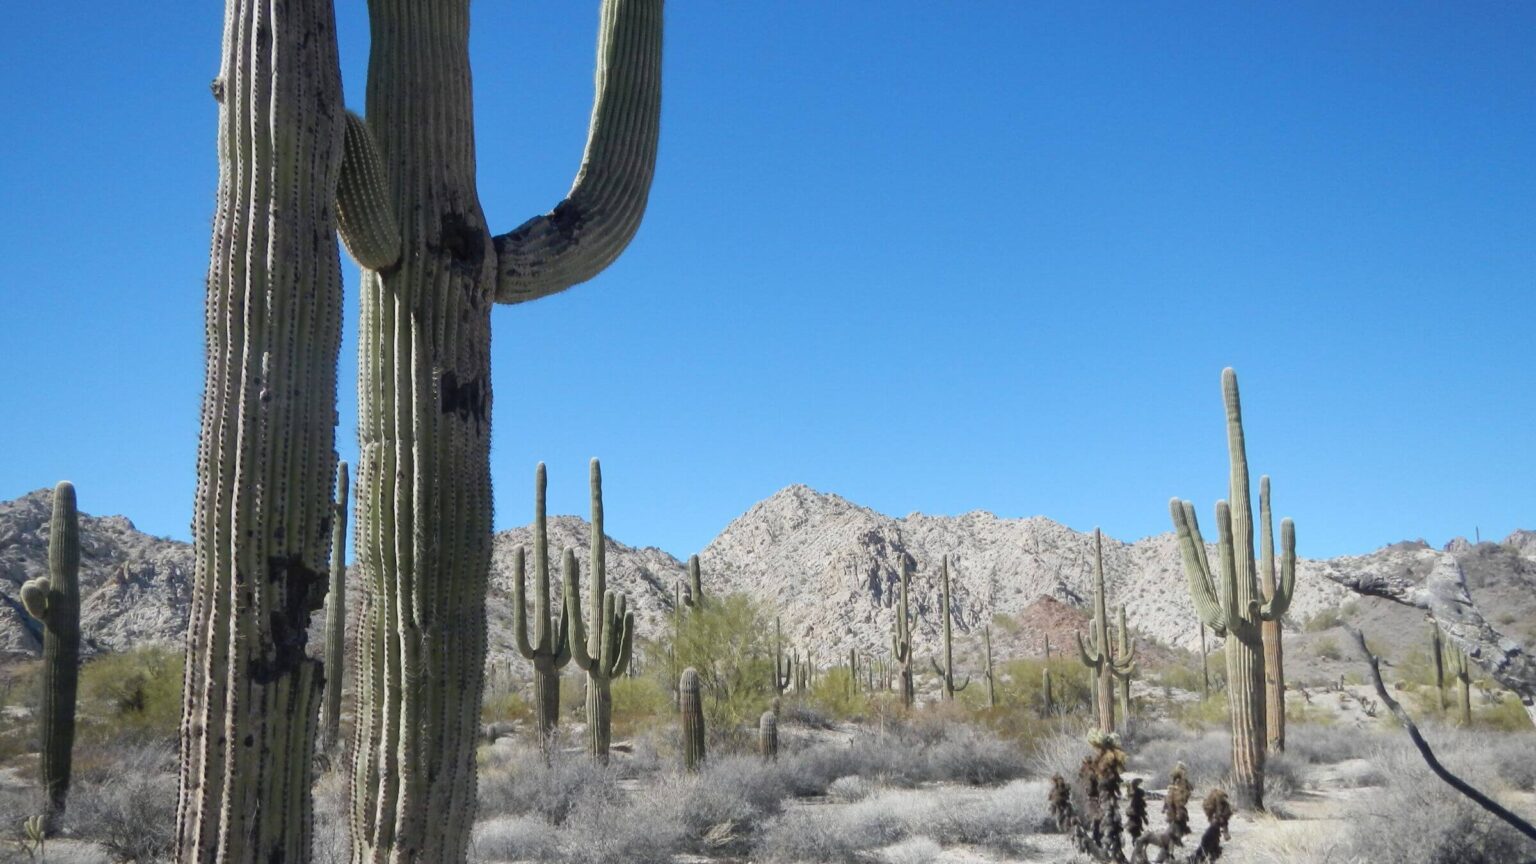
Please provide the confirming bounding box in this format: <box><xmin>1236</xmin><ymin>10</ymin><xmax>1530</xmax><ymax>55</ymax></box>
<box><xmin>440</xmin><ymin>370</ymin><xmax>488</xmax><ymax>427</ymax></box>
<box><xmin>249</xmin><ymin>554</ymin><xmax>323</xmax><ymax>684</ymax></box>
<box><xmin>436</xmin><ymin>211</ymin><xmax>485</xmax><ymax>272</ymax></box>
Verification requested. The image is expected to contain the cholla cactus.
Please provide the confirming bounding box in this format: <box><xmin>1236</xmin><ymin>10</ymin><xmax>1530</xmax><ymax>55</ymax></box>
<box><xmin>21</xmin><ymin>482</ymin><xmax>79</xmax><ymax>832</ymax></box>
<box><xmin>929</xmin><ymin>556</ymin><xmax>970</xmax><ymax>700</ymax></box>
<box><xmin>1077</xmin><ymin>530</ymin><xmax>1135</xmax><ymax>733</ymax></box>
<box><xmin>891</xmin><ymin>556</ymin><xmax>916</xmax><ymax>707</ymax></box>
<box><xmin>758</xmin><ymin>710</ymin><xmax>778</xmax><ymax>762</ymax></box>
<box><xmin>1190</xmin><ymin>789</ymin><xmax>1233</xmax><ymax>862</ymax></box>
<box><xmin>680</xmin><ymin>667</ymin><xmax>705</xmax><ymax>771</ymax></box>
<box><xmin>566</xmin><ymin>459</ymin><xmax>635</xmax><ymax>761</ymax></box>
<box><xmin>1126</xmin><ymin>778</ymin><xmax>1147</xmax><ymax>840</ymax></box>
<box><xmin>1169</xmin><ymin>368</ymin><xmax>1296</xmax><ymax>808</ymax></box>
<box><xmin>514</xmin><ymin>463</ymin><xmax>573</xmax><ymax>749</ymax></box>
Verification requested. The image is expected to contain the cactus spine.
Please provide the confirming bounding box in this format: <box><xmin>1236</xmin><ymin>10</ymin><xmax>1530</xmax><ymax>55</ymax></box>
<box><xmin>1170</xmin><ymin>368</ymin><xmax>1296</xmax><ymax>810</ymax></box>
<box><xmin>1259</xmin><ymin>475</ymin><xmax>1290</xmax><ymax>753</ymax></box>
<box><xmin>514</xmin><ymin>463</ymin><xmax>573</xmax><ymax>749</ymax></box>
<box><xmin>20</xmin><ymin>482</ymin><xmax>79</xmax><ymax>831</ymax></box>
<box><xmin>321</xmin><ymin>464</ymin><xmax>349</xmax><ymax>752</ymax></box>
<box><xmin>567</xmin><ymin>459</ymin><xmax>635</xmax><ymax>762</ymax></box>
<box><xmin>178</xmin><ymin>0</ymin><xmax>345</xmax><ymax>854</ymax></box>
<box><xmin>1451</xmin><ymin>647</ymin><xmax>1473</xmax><ymax>726</ymax></box>
<box><xmin>1076</xmin><ymin>529</ymin><xmax>1135</xmax><ymax>733</ymax></box>
<box><xmin>891</xmin><ymin>557</ymin><xmax>916</xmax><ymax>707</ymax></box>
<box><xmin>772</xmin><ymin>618</ymin><xmax>792</xmax><ymax>695</ymax></box>
<box><xmin>983</xmin><ymin>625</ymin><xmax>997</xmax><ymax>708</ymax></box>
<box><xmin>1431</xmin><ymin>624</ymin><xmax>1447</xmax><ymax>712</ymax></box>
<box><xmin>680</xmin><ymin>667</ymin><xmax>705</xmax><ymax>771</ymax></box>
<box><xmin>930</xmin><ymin>556</ymin><xmax>970</xmax><ymax>700</ymax></box>
<box><xmin>345</xmin><ymin>2</ymin><xmax>660</xmax><ymax>858</ymax></box>
<box><xmin>758</xmin><ymin>710</ymin><xmax>778</xmax><ymax>761</ymax></box>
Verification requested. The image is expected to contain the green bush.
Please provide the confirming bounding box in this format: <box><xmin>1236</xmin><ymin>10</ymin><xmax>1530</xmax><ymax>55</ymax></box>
<box><xmin>78</xmin><ymin>646</ymin><xmax>183</xmax><ymax>746</ymax></box>
<box><xmin>649</xmin><ymin>593</ymin><xmax>779</xmax><ymax>737</ymax></box>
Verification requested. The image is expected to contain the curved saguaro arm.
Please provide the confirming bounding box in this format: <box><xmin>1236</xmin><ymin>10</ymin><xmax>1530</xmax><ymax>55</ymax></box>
<box><xmin>1258</xmin><ymin>476</ymin><xmax>1296</xmax><ymax>622</ymax></box>
<box><xmin>1171</xmin><ymin>499</ymin><xmax>1229</xmax><ymax>637</ymax></box>
<box><xmin>1112</xmin><ymin>606</ymin><xmax>1138</xmax><ymax>679</ymax></box>
<box><xmin>494</xmin><ymin>0</ymin><xmax>663</xmax><ymax>302</ymax></box>
<box><xmin>335</xmin><ymin>111</ymin><xmax>401</xmax><ymax>271</ymax></box>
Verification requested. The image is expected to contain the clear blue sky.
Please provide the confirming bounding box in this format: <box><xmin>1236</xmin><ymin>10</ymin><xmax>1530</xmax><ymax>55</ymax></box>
<box><xmin>2</xmin><ymin>3</ymin><xmax>1531</xmax><ymax>559</ymax></box>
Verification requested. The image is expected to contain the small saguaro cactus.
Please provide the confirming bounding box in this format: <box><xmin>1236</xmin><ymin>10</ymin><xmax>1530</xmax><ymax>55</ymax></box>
<box><xmin>1042</xmin><ymin>634</ymin><xmax>1056</xmax><ymax>716</ymax></box>
<box><xmin>1076</xmin><ymin>529</ymin><xmax>1134</xmax><ymax>734</ymax></box>
<box><xmin>758</xmin><ymin>710</ymin><xmax>778</xmax><ymax>761</ymax></box>
<box><xmin>1170</xmin><ymin>367</ymin><xmax>1296</xmax><ymax>810</ymax></box>
<box><xmin>680</xmin><ymin>667</ymin><xmax>705</xmax><ymax>772</ymax></box>
<box><xmin>514</xmin><ymin>463</ymin><xmax>573</xmax><ymax>749</ymax></box>
<box><xmin>1114</xmin><ymin>605</ymin><xmax>1135</xmax><ymax>728</ymax></box>
<box><xmin>321</xmin><ymin>464</ymin><xmax>349</xmax><ymax>753</ymax></box>
<box><xmin>566</xmin><ymin>459</ymin><xmax>635</xmax><ymax>762</ymax></box>
<box><xmin>772</xmin><ymin>618</ymin><xmax>792</xmax><ymax>696</ymax></box>
<box><xmin>848</xmin><ymin>647</ymin><xmax>860</xmax><ymax>696</ymax></box>
<box><xmin>21</xmin><ymin>482</ymin><xmax>80</xmax><ymax>831</ymax></box>
<box><xmin>1431</xmin><ymin>624</ymin><xmax>1447</xmax><ymax>712</ymax></box>
<box><xmin>982</xmin><ymin>624</ymin><xmax>997</xmax><ymax>708</ymax></box>
<box><xmin>683</xmin><ymin>555</ymin><xmax>704</xmax><ymax>611</ymax></box>
<box><xmin>1450</xmin><ymin>647</ymin><xmax>1473</xmax><ymax>726</ymax></box>
<box><xmin>891</xmin><ymin>556</ymin><xmax>917</xmax><ymax>707</ymax></box>
<box><xmin>929</xmin><ymin>556</ymin><xmax>970</xmax><ymax>700</ymax></box>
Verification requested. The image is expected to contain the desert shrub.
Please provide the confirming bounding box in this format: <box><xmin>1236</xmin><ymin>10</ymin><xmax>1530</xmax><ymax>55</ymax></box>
<box><xmin>472</xmin><ymin>814</ymin><xmax>561</xmax><ymax>863</ymax></box>
<box><xmin>312</xmin><ymin>767</ymin><xmax>350</xmax><ymax>864</ymax></box>
<box><xmin>476</xmin><ymin>739</ymin><xmax>621</xmax><ymax>823</ymax></box>
<box><xmin>1338</xmin><ymin>748</ymin><xmax>1529</xmax><ymax>864</ymax></box>
<box><xmin>610</xmin><ymin>675</ymin><xmax>671</xmax><ymax>737</ymax></box>
<box><xmin>1304</xmin><ymin>600</ymin><xmax>1358</xmax><ymax>632</ymax></box>
<box><xmin>478</xmin><ymin>686</ymin><xmax>531</xmax><ymax>726</ymax></box>
<box><xmin>1495</xmin><ymin>736</ymin><xmax>1536</xmax><ymax>791</ymax></box>
<box><xmin>1263</xmin><ymin>750</ymin><xmax>1306</xmax><ymax>800</ymax></box>
<box><xmin>1025</xmin><ymin>727</ymin><xmax>1093</xmax><ymax>781</ymax></box>
<box><xmin>879</xmin><ymin>836</ymin><xmax>940</xmax><ymax>864</ymax></box>
<box><xmin>1311</xmin><ymin>636</ymin><xmax>1341</xmax><ymax>661</ymax></box>
<box><xmin>805</xmin><ymin>668</ymin><xmax>866</xmax><ymax>720</ymax></box>
<box><xmin>76</xmin><ymin>646</ymin><xmax>183</xmax><ymax>746</ymax></box>
<box><xmin>998</xmin><ymin>657</ymin><xmax>1093</xmax><ymax>718</ymax></box>
<box><xmin>1169</xmin><ymin>692</ymin><xmax>1230</xmax><ymax>729</ymax></box>
<box><xmin>650</xmin><ymin>593</ymin><xmax>780</xmax><ymax>737</ymax></box>
<box><xmin>919</xmin><ymin>723</ymin><xmax>1027</xmax><ymax>784</ymax></box>
<box><xmin>1132</xmin><ymin>727</ymin><xmax>1231</xmax><ymax>790</ymax></box>
<box><xmin>1287</xmin><ymin>722</ymin><xmax>1364</xmax><ymax>765</ymax></box>
<box><xmin>66</xmin><ymin>744</ymin><xmax>177</xmax><ymax>862</ymax></box>
<box><xmin>827</xmin><ymin>775</ymin><xmax>873</xmax><ymax>803</ymax></box>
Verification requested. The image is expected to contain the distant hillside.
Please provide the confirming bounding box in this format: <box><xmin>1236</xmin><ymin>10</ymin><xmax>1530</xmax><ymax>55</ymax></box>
<box><xmin>2</xmin><ymin>485</ymin><xmax>1531</xmax><ymax>688</ymax></box>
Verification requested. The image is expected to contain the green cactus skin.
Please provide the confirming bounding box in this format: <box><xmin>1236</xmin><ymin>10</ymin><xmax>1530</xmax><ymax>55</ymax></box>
<box><xmin>891</xmin><ymin>557</ymin><xmax>917</xmax><ymax>707</ymax></box>
<box><xmin>21</xmin><ymin>482</ymin><xmax>80</xmax><ymax>832</ymax></box>
<box><xmin>1431</xmin><ymin>624</ymin><xmax>1447</xmax><ymax>712</ymax></box>
<box><xmin>1115</xmin><ymin>606</ymin><xmax>1135</xmax><ymax>730</ymax></box>
<box><xmin>1076</xmin><ymin>529</ymin><xmax>1135</xmax><ymax>734</ymax></box>
<box><xmin>1450</xmin><ymin>648</ymin><xmax>1472</xmax><ymax>726</ymax></box>
<box><xmin>1200</xmin><ymin>622</ymin><xmax>1211</xmax><ymax>697</ymax></box>
<box><xmin>1259</xmin><ymin>475</ymin><xmax>1291</xmax><ymax>753</ymax></box>
<box><xmin>680</xmin><ymin>667</ymin><xmax>705</xmax><ymax>772</ymax></box>
<box><xmin>566</xmin><ymin>459</ymin><xmax>635</xmax><ymax>762</ymax></box>
<box><xmin>335</xmin><ymin>112</ymin><xmax>400</xmax><ymax>271</ymax></box>
<box><xmin>321</xmin><ymin>463</ymin><xmax>350</xmax><ymax>752</ymax></box>
<box><xmin>1042</xmin><ymin>635</ymin><xmax>1055</xmax><ymax>717</ymax></box>
<box><xmin>928</xmin><ymin>556</ymin><xmax>970</xmax><ymax>700</ymax></box>
<box><xmin>1169</xmin><ymin>368</ymin><xmax>1296</xmax><ymax>811</ymax></box>
<box><xmin>177</xmin><ymin>0</ymin><xmax>344</xmax><ymax>857</ymax></box>
<box><xmin>772</xmin><ymin>618</ymin><xmax>792</xmax><ymax>696</ymax></box>
<box><xmin>848</xmin><ymin>648</ymin><xmax>860</xmax><ymax>696</ymax></box>
<box><xmin>684</xmin><ymin>555</ymin><xmax>704</xmax><ymax>611</ymax></box>
<box><xmin>345</xmin><ymin>2</ymin><xmax>660</xmax><ymax>858</ymax></box>
<box><xmin>983</xmin><ymin>625</ymin><xmax>997</xmax><ymax>708</ymax></box>
<box><xmin>514</xmin><ymin>463</ymin><xmax>573</xmax><ymax>750</ymax></box>
<box><xmin>758</xmin><ymin>710</ymin><xmax>778</xmax><ymax>762</ymax></box>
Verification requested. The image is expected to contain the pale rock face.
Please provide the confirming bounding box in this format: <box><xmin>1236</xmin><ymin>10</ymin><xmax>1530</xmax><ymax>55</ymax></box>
<box><xmin>0</xmin><ymin>486</ymin><xmax>1528</xmax><ymax>673</ymax></box>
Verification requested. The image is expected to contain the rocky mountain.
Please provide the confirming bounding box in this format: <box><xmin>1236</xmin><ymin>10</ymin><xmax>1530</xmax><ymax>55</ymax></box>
<box><xmin>2</xmin><ymin>485</ymin><xmax>1532</xmax><ymax>687</ymax></box>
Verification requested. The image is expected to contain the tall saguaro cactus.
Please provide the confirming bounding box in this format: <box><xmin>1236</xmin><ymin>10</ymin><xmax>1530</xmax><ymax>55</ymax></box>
<box><xmin>1170</xmin><ymin>368</ymin><xmax>1296</xmax><ymax>810</ymax></box>
<box><xmin>178</xmin><ymin>0</ymin><xmax>345</xmax><ymax>857</ymax></box>
<box><xmin>930</xmin><ymin>556</ymin><xmax>970</xmax><ymax>700</ymax></box>
<box><xmin>322</xmin><ymin>464</ymin><xmax>349</xmax><ymax>752</ymax></box>
<box><xmin>1042</xmin><ymin>635</ymin><xmax>1055</xmax><ymax>717</ymax></box>
<box><xmin>20</xmin><ymin>482</ymin><xmax>80</xmax><ymax>831</ymax></box>
<box><xmin>566</xmin><ymin>459</ymin><xmax>635</xmax><ymax>762</ymax></box>
<box><xmin>1077</xmin><ymin>529</ymin><xmax>1135</xmax><ymax>733</ymax></box>
<box><xmin>684</xmin><ymin>555</ymin><xmax>704</xmax><ymax>611</ymax></box>
<box><xmin>891</xmin><ymin>557</ymin><xmax>916</xmax><ymax>707</ymax></box>
<box><xmin>514</xmin><ymin>463</ymin><xmax>572</xmax><ymax>749</ymax></box>
<box><xmin>344</xmin><ymin>3</ymin><xmax>661</xmax><ymax>859</ymax></box>
<box><xmin>983</xmin><ymin>625</ymin><xmax>997</xmax><ymax>708</ymax></box>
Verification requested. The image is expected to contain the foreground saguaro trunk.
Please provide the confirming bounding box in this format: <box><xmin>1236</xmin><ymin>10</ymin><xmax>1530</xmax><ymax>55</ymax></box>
<box><xmin>344</xmin><ymin>3</ymin><xmax>661</xmax><ymax>859</ymax></box>
<box><xmin>1170</xmin><ymin>368</ymin><xmax>1295</xmax><ymax>811</ymax></box>
<box><xmin>321</xmin><ymin>463</ymin><xmax>349</xmax><ymax>752</ymax></box>
<box><xmin>20</xmin><ymin>482</ymin><xmax>80</xmax><ymax>833</ymax></box>
<box><xmin>176</xmin><ymin>0</ymin><xmax>346</xmax><ymax>857</ymax></box>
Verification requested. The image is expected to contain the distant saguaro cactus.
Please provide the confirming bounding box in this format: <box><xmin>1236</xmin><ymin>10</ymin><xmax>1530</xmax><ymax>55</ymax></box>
<box><xmin>891</xmin><ymin>556</ymin><xmax>916</xmax><ymax>707</ymax></box>
<box><xmin>983</xmin><ymin>625</ymin><xmax>997</xmax><ymax>708</ymax></box>
<box><xmin>321</xmin><ymin>463</ymin><xmax>349</xmax><ymax>752</ymax></box>
<box><xmin>20</xmin><ymin>482</ymin><xmax>80</xmax><ymax>832</ymax></box>
<box><xmin>514</xmin><ymin>463</ymin><xmax>573</xmax><ymax>749</ymax></box>
<box><xmin>1431</xmin><ymin>624</ymin><xmax>1447</xmax><ymax>712</ymax></box>
<box><xmin>1076</xmin><ymin>529</ymin><xmax>1134</xmax><ymax>734</ymax></box>
<box><xmin>1170</xmin><ymin>367</ymin><xmax>1296</xmax><ymax>810</ymax></box>
<box><xmin>683</xmin><ymin>555</ymin><xmax>704</xmax><ymax>611</ymax></box>
<box><xmin>758</xmin><ymin>710</ymin><xmax>778</xmax><ymax>761</ymax></box>
<box><xmin>178</xmin><ymin>0</ymin><xmax>345</xmax><ymax>855</ymax></box>
<box><xmin>680</xmin><ymin>667</ymin><xmax>705</xmax><ymax>771</ymax></box>
<box><xmin>1450</xmin><ymin>647</ymin><xmax>1473</xmax><ymax>726</ymax></box>
<box><xmin>566</xmin><ymin>459</ymin><xmax>635</xmax><ymax>761</ymax></box>
<box><xmin>848</xmin><ymin>647</ymin><xmax>860</xmax><ymax>696</ymax></box>
<box><xmin>772</xmin><ymin>618</ymin><xmax>792</xmax><ymax>696</ymax></box>
<box><xmin>929</xmin><ymin>556</ymin><xmax>970</xmax><ymax>700</ymax></box>
<box><xmin>1042</xmin><ymin>634</ymin><xmax>1055</xmax><ymax>717</ymax></box>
